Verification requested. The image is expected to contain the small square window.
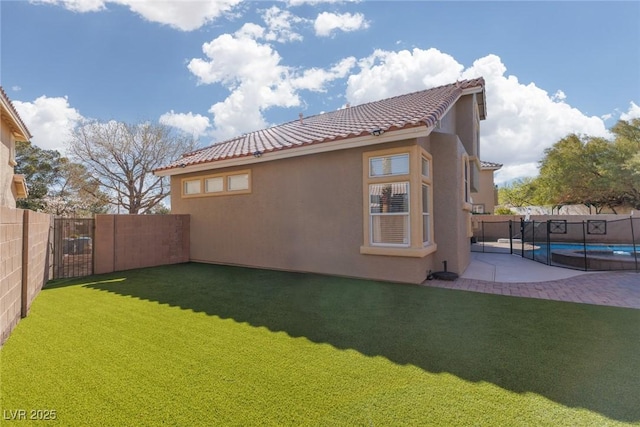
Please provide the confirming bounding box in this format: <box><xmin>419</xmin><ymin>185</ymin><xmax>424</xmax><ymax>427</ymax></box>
<box><xmin>184</xmin><ymin>179</ymin><xmax>201</xmax><ymax>195</ymax></box>
<box><xmin>228</xmin><ymin>173</ymin><xmax>249</xmax><ymax>191</ymax></box>
<box><xmin>421</xmin><ymin>157</ymin><xmax>430</xmax><ymax>177</ymax></box>
<box><xmin>205</xmin><ymin>177</ymin><xmax>224</xmax><ymax>193</ymax></box>
<box><xmin>370</xmin><ymin>154</ymin><xmax>409</xmax><ymax>177</ymax></box>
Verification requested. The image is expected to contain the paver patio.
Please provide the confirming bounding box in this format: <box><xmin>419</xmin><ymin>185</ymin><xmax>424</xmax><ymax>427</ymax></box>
<box><xmin>424</xmin><ymin>271</ymin><xmax>640</xmax><ymax>309</ymax></box>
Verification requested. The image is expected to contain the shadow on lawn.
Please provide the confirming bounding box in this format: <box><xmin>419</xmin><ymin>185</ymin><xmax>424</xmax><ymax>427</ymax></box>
<box><xmin>81</xmin><ymin>263</ymin><xmax>640</xmax><ymax>423</ymax></box>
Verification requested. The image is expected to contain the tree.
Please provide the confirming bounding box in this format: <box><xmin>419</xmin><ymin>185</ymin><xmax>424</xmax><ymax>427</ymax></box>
<box><xmin>15</xmin><ymin>140</ymin><xmax>63</xmax><ymax>211</ymax></box>
<box><xmin>14</xmin><ymin>141</ymin><xmax>110</xmax><ymax>216</ymax></box>
<box><xmin>69</xmin><ymin>121</ymin><xmax>197</xmax><ymax>214</ymax></box>
<box><xmin>498</xmin><ymin>177</ymin><xmax>539</xmax><ymax>207</ymax></box>
<box><xmin>535</xmin><ymin>119</ymin><xmax>640</xmax><ymax>212</ymax></box>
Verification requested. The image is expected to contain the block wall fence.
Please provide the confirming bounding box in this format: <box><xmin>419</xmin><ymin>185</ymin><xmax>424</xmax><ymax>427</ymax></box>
<box><xmin>1</xmin><ymin>212</ymin><xmax>190</xmax><ymax>346</ymax></box>
<box><xmin>1</xmin><ymin>207</ymin><xmax>52</xmax><ymax>345</ymax></box>
<box><xmin>94</xmin><ymin>214</ymin><xmax>190</xmax><ymax>275</ymax></box>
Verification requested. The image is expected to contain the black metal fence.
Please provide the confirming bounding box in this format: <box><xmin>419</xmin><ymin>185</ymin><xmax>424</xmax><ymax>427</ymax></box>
<box><xmin>472</xmin><ymin>217</ymin><xmax>640</xmax><ymax>272</ymax></box>
<box><xmin>53</xmin><ymin>218</ymin><xmax>94</xmax><ymax>279</ymax></box>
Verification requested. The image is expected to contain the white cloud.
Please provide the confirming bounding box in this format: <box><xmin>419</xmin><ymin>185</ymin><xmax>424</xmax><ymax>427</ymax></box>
<box><xmin>287</xmin><ymin>0</ymin><xmax>359</xmax><ymax>6</ymax></box>
<box><xmin>31</xmin><ymin>0</ymin><xmax>106</xmax><ymax>13</ymax></box>
<box><xmin>346</xmin><ymin>48</ymin><xmax>463</xmax><ymax>104</ymax></box>
<box><xmin>620</xmin><ymin>101</ymin><xmax>640</xmax><ymax>121</ymax></box>
<box><xmin>346</xmin><ymin>49</ymin><xmax>610</xmax><ymax>183</ymax></box>
<box><xmin>314</xmin><ymin>12</ymin><xmax>369</xmax><ymax>37</ymax></box>
<box><xmin>292</xmin><ymin>57</ymin><xmax>356</xmax><ymax>91</ymax></box>
<box><xmin>262</xmin><ymin>6</ymin><xmax>305</xmax><ymax>43</ymax></box>
<box><xmin>462</xmin><ymin>54</ymin><xmax>609</xmax><ymax>172</ymax></box>
<box><xmin>12</xmin><ymin>95</ymin><xmax>84</xmax><ymax>154</ymax></box>
<box><xmin>188</xmin><ymin>31</ymin><xmax>355</xmax><ymax>140</ymax></box>
<box><xmin>159</xmin><ymin>111</ymin><xmax>211</xmax><ymax>138</ymax></box>
<box><xmin>30</xmin><ymin>0</ymin><xmax>241</xmax><ymax>31</ymax></box>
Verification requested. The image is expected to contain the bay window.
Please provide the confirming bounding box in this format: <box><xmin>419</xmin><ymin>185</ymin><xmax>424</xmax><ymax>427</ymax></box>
<box><xmin>361</xmin><ymin>147</ymin><xmax>435</xmax><ymax>257</ymax></box>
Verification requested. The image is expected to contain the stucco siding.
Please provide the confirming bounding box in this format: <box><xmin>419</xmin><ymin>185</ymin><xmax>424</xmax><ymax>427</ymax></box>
<box><xmin>171</xmin><ymin>140</ymin><xmax>436</xmax><ymax>284</ymax></box>
<box><xmin>430</xmin><ymin>132</ymin><xmax>471</xmax><ymax>275</ymax></box>
<box><xmin>1</xmin><ymin>121</ymin><xmax>16</xmax><ymax>208</ymax></box>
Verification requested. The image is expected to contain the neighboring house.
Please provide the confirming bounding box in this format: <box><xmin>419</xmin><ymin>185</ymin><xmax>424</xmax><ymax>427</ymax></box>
<box><xmin>471</xmin><ymin>161</ymin><xmax>502</xmax><ymax>214</ymax></box>
<box><xmin>155</xmin><ymin>78</ymin><xmax>487</xmax><ymax>284</ymax></box>
<box><xmin>0</xmin><ymin>86</ymin><xmax>31</xmax><ymax>208</ymax></box>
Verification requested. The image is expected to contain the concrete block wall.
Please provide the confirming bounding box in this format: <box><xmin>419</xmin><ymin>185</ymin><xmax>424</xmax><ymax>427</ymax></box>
<box><xmin>23</xmin><ymin>210</ymin><xmax>52</xmax><ymax>314</ymax></box>
<box><xmin>0</xmin><ymin>207</ymin><xmax>52</xmax><ymax>345</ymax></box>
<box><xmin>0</xmin><ymin>206</ymin><xmax>24</xmax><ymax>344</ymax></box>
<box><xmin>94</xmin><ymin>214</ymin><xmax>189</xmax><ymax>275</ymax></box>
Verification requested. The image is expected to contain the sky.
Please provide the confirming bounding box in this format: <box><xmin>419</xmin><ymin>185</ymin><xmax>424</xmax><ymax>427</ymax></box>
<box><xmin>1</xmin><ymin>0</ymin><xmax>639</xmax><ymax>184</ymax></box>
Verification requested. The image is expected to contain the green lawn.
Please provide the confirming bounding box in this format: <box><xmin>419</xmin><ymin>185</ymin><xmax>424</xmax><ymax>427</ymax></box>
<box><xmin>1</xmin><ymin>263</ymin><xmax>639</xmax><ymax>426</ymax></box>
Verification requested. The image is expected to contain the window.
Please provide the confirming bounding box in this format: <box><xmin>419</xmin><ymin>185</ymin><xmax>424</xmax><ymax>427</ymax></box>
<box><xmin>181</xmin><ymin>170</ymin><xmax>251</xmax><ymax>197</ymax></box>
<box><xmin>422</xmin><ymin>184</ymin><xmax>430</xmax><ymax>244</ymax></box>
<box><xmin>361</xmin><ymin>147</ymin><xmax>435</xmax><ymax>257</ymax></box>
<box><xmin>370</xmin><ymin>182</ymin><xmax>410</xmax><ymax>246</ymax></box>
<box><xmin>421</xmin><ymin>154</ymin><xmax>432</xmax><ymax>245</ymax></box>
<box><xmin>421</xmin><ymin>157</ymin><xmax>429</xmax><ymax>177</ymax></box>
<box><xmin>463</xmin><ymin>157</ymin><xmax>470</xmax><ymax>203</ymax></box>
<box><xmin>369</xmin><ymin>154</ymin><xmax>409</xmax><ymax>177</ymax></box>
<box><xmin>228</xmin><ymin>173</ymin><xmax>249</xmax><ymax>191</ymax></box>
<box><xmin>205</xmin><ymin>177</ymin><xmax>224</xmax><ymax>193</ymax></box>
<box><xmin>184</xmin><ymin>179</ymin><xmax>201</xmax><ymax>195</ymax></box>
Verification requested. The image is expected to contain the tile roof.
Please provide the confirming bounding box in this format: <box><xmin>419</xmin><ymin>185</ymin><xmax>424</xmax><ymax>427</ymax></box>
<box><xmin>157</xmin><ymin>77</ymin><xmax>485</xmax><ymax>173</ymax></box>
<box><xmin>480</xmin><ymin>160</ymin><xmax>503</xmax><ymax>170</ymax></box>
<box><xmin>0</xmin><ymin>86</ymin><xmax>32</xmax><ymax>140</ymax></box>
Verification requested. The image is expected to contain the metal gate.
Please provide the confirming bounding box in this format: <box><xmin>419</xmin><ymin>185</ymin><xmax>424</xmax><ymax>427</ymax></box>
<box><xmin>53</xmin><ymin>218</ymin><xmax>95</xmax><ymax>279</ymax></box>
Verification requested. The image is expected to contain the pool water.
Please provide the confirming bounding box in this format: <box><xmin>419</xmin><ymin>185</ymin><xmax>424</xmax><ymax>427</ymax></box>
<box><xmin>537</xmin><ymin>243</ymin><xmax>637</xmax><ymax>255</ymax></box>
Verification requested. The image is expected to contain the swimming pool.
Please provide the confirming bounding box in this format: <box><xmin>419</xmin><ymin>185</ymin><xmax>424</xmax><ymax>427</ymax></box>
<box><xmin>528</xmin><ymin>243</ymin><xmax>639</xmax><ymax>270</ymax></box>
<box><xmin>537</xmin><ymin>243</ymin><xmax>638</xmax><ymax>256</ymax></box>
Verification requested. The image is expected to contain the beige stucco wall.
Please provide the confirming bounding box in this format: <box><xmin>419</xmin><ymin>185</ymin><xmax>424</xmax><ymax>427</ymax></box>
<box><xmin>1</xmin><ymin>121</ymin><xmax>17</xmax><ymax>208</ymax></box>
<box><xmin>171</xmin><ymin>139</ymin><xmax>447</xmax><ymax>284</ymax></box>
<box><xmin>472</xmin><ymin>169</ymin><xmax>498</xmax><ymax>214</ymax></box>
<box><xmin>429</xmin><ymin>132</ymin><xmax>472</xmax><ymax>275</ymax></box>
<box><xmin>170</xmin><ymin>128</ymin><xmax>477</xmax><ymax>283</ymax></box>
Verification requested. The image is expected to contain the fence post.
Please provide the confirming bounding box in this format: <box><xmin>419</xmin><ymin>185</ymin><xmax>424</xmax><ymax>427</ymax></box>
<box><xmin>509</xmin><ymin>220</ymin><xmax>513</xmax><ymax>254</ymax></box>
<box><xmin>21</xmin><ymin>210</ymin><xmax>29</xmax><ymax>318</ymax></box>
<box><xmin>582</xmin><ymin>221</ymin><xmax>588</xmax><ymax>271</ymax></box>
<box><xmin>520</xmin><ymin>218</ymin><xmax>525</xmax><ymax>258</ymax></box>
<box><xmin>546</xmin><ymin>220</ymin><xmax>551</xmax><ymax>265</ymax></box>
<box><xmin>631</xmin><ymin>216</ymin><xmax>638</xmax><ymax>273</ymax></box>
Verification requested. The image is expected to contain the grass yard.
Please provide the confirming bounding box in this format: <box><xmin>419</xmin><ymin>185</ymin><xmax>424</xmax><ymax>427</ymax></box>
<box><xmin>1</xmin><ymin>263</ymin><xmax>639</xmax><ymax>426</ymax></box>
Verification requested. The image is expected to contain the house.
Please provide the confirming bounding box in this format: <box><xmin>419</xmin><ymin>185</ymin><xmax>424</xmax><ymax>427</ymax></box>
<box><xmin>155</xmin><ymin>78</ymin><xmax>487</xmax><ymax>284</ymax></box>
<box><xmin>471</xmin><ymin>161</ymin><xmax>502</xmax><ymax>214</ymax></box>
<box><xmin>0</xmin><ymin>87</ymin><xmax>31</xmax><ymax>208</ymax></box>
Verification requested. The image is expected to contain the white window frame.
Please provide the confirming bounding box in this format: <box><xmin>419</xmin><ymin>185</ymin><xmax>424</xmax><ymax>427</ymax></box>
<box><xmin>361</xmin><ymin>146</ymin><xmax>436</xmax><ymax>258</ymax></box>
<box><xmin>181</xmin><ymin>169</ymin><xmax>251</xmax><ymax>198</ymax></box>
<box><xmin>369</xmin><ymin>182</ymin><xmax>410</xmax><ymax>247</ymax></box>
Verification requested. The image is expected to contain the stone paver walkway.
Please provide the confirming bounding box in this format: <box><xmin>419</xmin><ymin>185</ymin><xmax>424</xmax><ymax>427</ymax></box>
<box><xmin>423</xmin><ymin>272</ymin><xmax>640</xmax><ymax>309</ymax></box>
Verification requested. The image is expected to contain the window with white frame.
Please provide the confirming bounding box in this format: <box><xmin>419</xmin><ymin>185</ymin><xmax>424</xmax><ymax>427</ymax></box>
<box><xmin>369</xmin><ymin>153</ymin><xmax>409</xmax><ymax>177</ymax></box>
<box><xmin>421</xmin><ymin>154</ymin><xmax>432</xmax><ymax>245</ymax></box>
<box><xmin>228</xmin><ymin>173</ymin><xmax>249</xmax><ymax>191</ymax></box>
<box><xmin>182</xmin><ymin>170</ymin><xmax>251</xmax><ymax>197</ymax></box>
<box><xmin>369</xmin><ymin>182</ymin><xmax>410</xmax><ymax>246</ymax></box>
<box><xmin>362</xmin><ymin>147</ymin><xmax>435</xmax><ymax>256</ymax></box>
<box><xmin>183</xmin><ymin>179</ymin><xmax>201</xmax><ymax>195</ymax></box>
<box><xmin>205</xmin><ymin>177</ymin><xmax>224</xmax><ymax>193</ymax></box>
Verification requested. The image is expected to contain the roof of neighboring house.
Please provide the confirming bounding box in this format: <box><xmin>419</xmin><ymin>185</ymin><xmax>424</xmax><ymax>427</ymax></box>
<box><xmin>480</xmin><ymin>160</ymin><xmax>503</xmax><ymax>170</ymax></box>
<box><xmin>156</xmin><ymin>77</ymin><xmax>485</xmax><ymax>174</ymax></box>
<box><xmin>0</xmin><ymin>86</ymin><xmax>32</xmax><ymax>140</ymax></box>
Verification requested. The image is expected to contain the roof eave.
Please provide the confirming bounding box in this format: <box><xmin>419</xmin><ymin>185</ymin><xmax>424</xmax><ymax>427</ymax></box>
<box><xmin>0</xmin><ymin>89</ymin><xmax>32</xmax><ymax>140</ymax></box>
<box><xmin>154</xmin><ymin>125</ymin><xmax>434</xmax><ymax>177</ymax></box>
